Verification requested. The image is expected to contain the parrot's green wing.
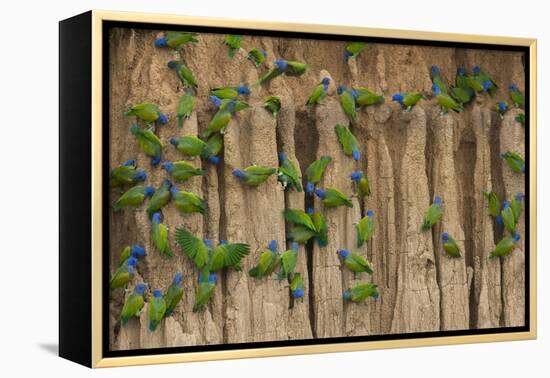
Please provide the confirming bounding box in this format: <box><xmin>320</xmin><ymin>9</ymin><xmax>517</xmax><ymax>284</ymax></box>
<box><xmin>345</xmin><ymin>42</ymin><xmax>366</xmax><ymax>58</ymax></box>
<box><xmin>278</xmin><ymin>158</ymin><xmax>302</xmax><ymax>192</ymax></box>
<box><xmin>175</xmin><ymin>228</ymin><xmax>209</xmax><ymax>268</ymax></box>
<box><xmin>340</xmin><ymin>90</ymin><xmax>356</xmax><ymax>122</ymax></box>
<box><xmin>350</xmin><ymin>253</ymin><xmax>374</xmax><ymax>274</ymax></box>
<box><xmin>422</xmin><ymin>204</ymin><xmax>442</xmax><ymax>231</ymax></box>
<box><xmin>148</xmin><ymin>297</ymin><xmax>166</xmax><ymax>331</ymax></box>
<box><xmin>164</xmin><ymin>284</ymin><xmax>184</xmax><ymax>316</ymax></box>
<box><xmin>306</xmin><ymin>84</ymin><xmax>326</xmax><ymax>106</ymax></box>
<box><xmin>281</xmin><ymin>249</ymin><xmax>298</xmax><ymax>276</ymax></box>
<box><xmin>289</xmin><ymin>226</ymin><xmax>316</xmax><ymax>244</ymax></box>
<box><xmin>177</xmin><ymin>94</ymin><xmax>195</xmax><ymax>128</ymax></box>
<box><xmin>205</xmin><ymin>132</ymin><xmax>224</xmax><ymax>157</ymax></box>
<box><xmin>121</xmin><ymin>293</ymin><xmax>144</xmax><ymax>325</ymax></box>
<box><xmin>356</xmin><ymin>216</ymin><xmax>375</xmax><ymax>247</ymax></box>
<box><xmin>443</xmin><ymin>237</ymin><xmax>461</xmax><ymax>258</ymax></box>
<box><xmin>222</xmin><ymin>243</ymin><xmax>251</xmax><ymax>268</ymax></box>
<box><xmin>483</xmin><ymin>191</ymin><xmax>500</xmax><ymax>218</ymax></box>
<box><xmin>489</xmin><ymin>236</ymin><xmax>517</xmax><ymax>259</ymax></box>
<box><xmin>290</xmin><ymin>273</ymin><xmax>303</xmax><ymax>291</ymax></box>
<box><xmin>283</xmin><ymin>209</ymin><xmax>316</xmax><ymax>231</ymax></box>
<box><xmin>502</xmin><ymin>206</ymin><xmax>516</xmax><ymax>233</ymax></box>
<box><xmin>311</xmin><ymin>212</ymin><xmax>328</xmax><ymax>246</ymax></box>
<box><xmin>263</xmin><ymin>96</ymin><xmax>281</xmax><ymax>116</ymax></box>
<box><xmin>245</xmin><ymin>166</ymin><xmax>277</xmax><ymax>176</ymax></box>
<box><xmin>305</xmin><ymin>156</ymin><xmax>332</xmax><ymax>183</ymax></box>
<box><xmin>335</xmin><ymin>124</ymin><xmax>358</xmax><ymax>156</ymax></box>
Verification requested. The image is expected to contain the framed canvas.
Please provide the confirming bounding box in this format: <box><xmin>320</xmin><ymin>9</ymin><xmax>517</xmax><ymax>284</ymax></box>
<box><xmin>59</xmin><ymin>10</ymin><xmax>537</xmax><ymax>368</ymax></box>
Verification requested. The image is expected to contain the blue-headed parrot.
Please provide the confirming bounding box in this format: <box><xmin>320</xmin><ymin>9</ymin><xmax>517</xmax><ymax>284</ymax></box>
<box><xmin>356</xmin><ymin>210</ymin><xmax>375</xmax><ymax>248</ymax></box>
<box><xmin>151</xmin><ymin>212</ymin><xmax>172</xmax><ymax>258</ymax></box>
<box><xmin>335</xmin><ymin>123</ymin><xmax>360</xmax><ymax>161</ymax></box>
<box><xmin>113</xmin><ymin>185</ymin><xmax>155</xmax><ymax>212</ymax></box>
<box><xmin>232</xmin><ymin>166</ymin><xmax>277</xmax><ymax>186</ymax></box>
<box><xmin>121</xmin><ymin>283</ymin><xmax>146</xmax><ymax>326</ymax></box>
<box><xmin>314</xmin><ymin>187</ymin><xmax>353</xmax><ymax>208</ymax></box>
<box><xmin>249</xmin><ymin>240</ymin><xmax>281</xmax><ymax>278</ymax></box>
<box><xmin>130</xmin><ymin>125</ymin><xmax>163</xmax><ymax>166</ymax></box>
<box><xmin>161</xmin><ymin>160</ymin><xmax>204</xmax><ymax>183</ymax></box>
<box><xmin>343</xmin><ymin>282</ymin><xmax>379</xmax><ymax>303</ymax></box>
<box><xmin>441</xmin><ymin>232</ymin><xmax>461</xmax><ymax>258</ymax></box>
<box><xmin>277</xmin><ymin>152</ymin><xmax>302</xmax><ymax>192</ymax></box>
<box><xmin>304</xmin><ymin>156</ymin><xmax>332</xmax><ymax>193</ymax></box>
<box><xmin>170</xmin><ymin>186</ymin><xmax>206</xmax><ymax>215</ymax></box>
<box><xmin>421</xmin><ymin>196</ymin><xmax>443</xmax><ymax>231</ymax></box>
<box><xmin>337</xmin><ymin>249</ymin><xmax>373</xmax><ymax>278</ymax></box>
<box><xmin>164</xmin><ymin>272</ymin><xmax>184</xmax><ymax>317</ymax></box>
<box><xmin>350</xmin><ymin>171</ymin><xmax>370</xmax><ymax>199</ymax></box>
<box><xmin>148</xmin><ymin>289</ymin><xmax>166</xmax><ymax>332</ymax></box>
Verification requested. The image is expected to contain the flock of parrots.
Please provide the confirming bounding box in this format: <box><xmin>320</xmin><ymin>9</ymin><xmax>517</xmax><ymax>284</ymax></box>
<box><xmin>109</xmin><ymin>32</ymin><xmax>526</xmax><ymax>333</ymax></box>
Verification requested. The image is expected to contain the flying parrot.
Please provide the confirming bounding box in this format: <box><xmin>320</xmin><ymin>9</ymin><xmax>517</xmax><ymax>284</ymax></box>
<box><xmin>337</xmin><ymin>85</ymin><xmax>357</xmax><ymax>123</ymax></box>
<box><xmin>277</xmin><ymin>242</ymin><xmax>299</xmax><ymax>280</ymax></box>
<box><xmin>441</xmin><ymin>232</ymin><xmax>461</xmax><ymax>258</ymax></box>
<box><xmin>344</xmin><ymin>42</ymin><xmax>366</xmax><ymax>61</ymax></box>
<box><xmin>306</xmin><ymin>77</ymin><xmax>330</xmax><ymax>106</ymax></box>
<box><xmin>501</xmin><ymin>200</ymin><xmax>516</xmax><ymax>234</ymax></box>
<box><xmin>509</xmin><ymin>84</ymin><xmax>525</xmax><ymax>108</ymax></box>
<box><xmin>209</xmin><ymin>85</ymin><xmax>250</xmax><ymax>100</ymax></box>
<box><xmin>161</xmin><ymin>160</ymin><xmax>204</xmax><ymax>182</ymax></box>
<box><xmin>110</xmin><ymin>257</ymin><xmax>138</xmax><ymax>290</ymax></box>
<box><xmin>496</xmin><ymin>101</ymin><xmax>508</xmax><ymax>117</ymax></box>
<box><xmin>501</xmin><ymin>151</ymin><xmax>525</xmax><ymax>173</ymax></box>
<box><xmin>224</xmin><ymin>35</ymin><xmax>243</xmax><ymax>58</ymax></box>
<box><xmin>130</xmin><ymin>125</ymin><xmax>163</xmax><ymax>166</ymax></box>
<box><xmin>232</xmin><ymin>166</ymin><xmax>277</xmax><ymax>186</ymax></box>
<box><xmin>472</xmin><ymin>66</ymin><xmax>498</xmax><ymax>95</ymax></box>
<box><xmin>356</xmin><ymin>210</ymin><xmax>375</xmax><ymax>248</ymax></box>
<box><xmin>164</xmin><ymin>272</ymin><xmax>184</xmax><ymax>317</ymax></box>
<box><xmin>305</xmin><ymin>156</ymin><xmax>332</xmax><ymax>193</ymax></box>
<box><xmin>207</xmin><ymin>239</ymin><xmax>251</xmax><ymax>272</ymax></box>
<box><xmin>169</xmin><ymin>135</ymin><xmax>220</xmax><ymax>165</ymax></box>
<box><xmin>154</xmin><ymin>31</ymin><xmax>198</xmax><ymax>51</ymax></box>
<box><xmin>483</xmin><ymin>190</ymin><xmax>501</xmax><ymax>219</ymax></box>
<box><xmin>392</xmin><ymin>92</ymin><xmax>424</xmax><ymax>111</ymax></box>
<box><xmin>193</xmin><ymin>272</ymin><xmax>217</xmax><ymax>312</ymax></box>
<box><xmin>515</xmin><ymin>113</ymin><xmax>525</xmax><ymax>126</ymax></box>
<box><xmin>511</xmin><ymin>192</ymin><xmax>524</xmax><ymax>224</ymax></box>
<box><xmin>290</xmin><ymin>273</ymin><xmax>305</xmax><ymax>300</ymax></box>
<box><xmin>125</xmin><ymin>103</ymin><xmax>169</xmax><ymax>125</ymax></box>
<box><xmin>421</xmin><ymin>196</ymin><xmax>443</xmax><ymax>231</ymax></box>
<box><xmin>177</xmin><ymin>93</ymin><xmax>195</xmax><ymax>128</ymax></box>
<box><xmin>118</xmin><ymin>245</ymin><xmax>146</xmax><ymax>267</ymax></box>
<box><xmin>148</xmin><ymin>289</ymin><xmax>166</xmax><ymax>332</ymax></box>
<box><xmin>174</xmin><ymin>228</ymin><xmax>210</xmax><ymax>269</ymax></box>
<box><xmin>430</xmin><ymin>65</ymin><xmax>448</xmax><ymax>94</ymax></box>
<box><xmin>433</xmin><ymin>84</ymin><xmax>463</xmax><ymax>113</ymax></box>
<box><xmin>146</xmin><ymin>179</ymin><xmax>172</xmax><ymax>218</ymax></box>
<box><xmin>120</xmin><ymin>283</ymin><xmax>146</xmax><ymax>326</ymax></box>
<box><xmin>284</xmin><ymin>208</ymin><xmax>327</xmax><ymax>246</ymax></box>
<box><xmin>249</xmin><ymin>240</ymin><xmax>281</xmax><ymax>278</ymax></box>
<box><xmin>263</xmin><ymin>96</ymin><xmax>281</xmax><ymax>116</ymax></box>
<box><xmin>254</xmin><ymin>59</ymin><xmax>308</xmax><ymax>86</ymax></box>
<box><xmin>337</xmin><ymin>249</ymin><xmax>373</xmax><ymax>278</ymax></box>
<box><xmin>151</xmin><ymin>212</ymin><xmax>172</xmax><ymax>258</ymax></box>
<box><xmin>247</xmin><ymin>48</ymin><xmax>267</xmax><ymax>66</ymax></box>
<box><xmin>113</xmin><ymin>185</ymin><xmax>155</xmax><ymax>212</ymax></box>
<box><xmin>170</xmin><ymin>186</ymin><xmax>206</xmax><ymax>215</ymax></box>
<box><xmin>489</xmin><ymin>233</ymin><xmax>520</xmax><ymax>259</ymax></box>
<box><xmin>335</xmin><ymin>123</ymin><xmax>360</xmax><ymax>161</ymax></box>
<box><xmin>314</xmin><ymin>187</ymin><xmax>353</xmax><ymax>208</ymax></box>
<box><xmin>343</xmin><ymin>282</ymin><xmax>379</xmax><ymax>303</ymax></box>
<box><xmin>277</xmin><ymin>152</ymin><xmax>302</xmax><ymax>192</ymax></box>
<box><xmin>352</xmin><ymin>87</ymin><xmax>385</xmax><ymax>107</ymax></box>
<box><xmin>167</xmin><ymin>60</ymin><xmax>198</xmax><ymax>88</ymax></box>
<box><xmin>110</xmin><ymin>159</ymin><xmax>147</xmax><ymax>189</ymax></box>
<box><xmin>350</xmin><ymin>171</ymin><xmax>370</xmax><ymax>199</ymax></box>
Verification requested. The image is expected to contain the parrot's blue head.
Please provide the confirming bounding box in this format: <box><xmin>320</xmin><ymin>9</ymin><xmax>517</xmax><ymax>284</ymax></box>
<box><xmin>314</xmin><ymin>188</ymin><xmax>326</xmax><ymax>200</ymax></box>
<box><xmin>498</xmin><ymin>101</ymin><xmax>507</xmax><ymax>112</ymax></box>
<box><xmin>306</xmin><ymin>207</ymin><xmax>314</xmax><ymax>215</ymax></box>
<box><xmin>343</xmin><ymin>290</ymin><xmax>352</xmax><ymax>301</ymax></box>
<box><xmin>513</xmin><ymin>233</ymin><xmax>521</xmax><ymax>242</ymax></box>
<box><xmin>173</xmin><ymin>272</ymin><xmax>183</xmax><ymax>285</ymax></box>
<box><xmin>337</xmin><ymin>249</ymin><xmax>350</xmax><ymax>258</ymax></box>
<box><xmin>135</xmin><ymin>283</ymin><xmax>147</xmax><ymax>295</ymax></box>
<box><xmin>203</xmin><ymin>239</ymin><xmax>213</xmax><ymax>247</ymax></box>
<box><xmin>208</xmin><ymin>155</ymin><xmax>220</xmax><ymax>165</ymax></box>
<box><xmin>127</xmin><ymin>256</ymin><xmax>138</xmax><ymax>266</ymax></box>
<box><xmin>268</xmin><ymin>240</ymin><xmax>278</xmax><ymax>253</ymax></box>
<box><xmin>495</xmin><ymin>215</ymin><xmax>503</xmax><ymax>225</ymax></box>
<box><xmin>170</xmin><ymin>137</ymin><xmax>178</xmax><ymax>146</ymax></box>
<box><xmin>472</xmin><ymin>66</ymin><xmax>481</xmax><ymax>75</ymax></box>
<box><xmin>509</xmin><ymin>84</ymin><xmax>518</xmax><ymax>92</ymax></box>
<box><xmin>457</xmin><ymin>66</ymin><xmax>466</xmax><ymax>76</ymax></box>
<box><xmin>292</xmin><ymin>287</ymin><xmax>304</xmax><ymax>299</ymax></box>
<box><xmin>482</xmin><ymin>80</ymin><xmax>493</xmax><ymax>92</ymax></box>
<box><xmin>157</xmin><ymin>113</ymin><xmax>169</xmax><ymax>125</ymax></box>
<box><xmin>350</xmin><ymin>89</ymin><xmax>359</xmax><ymax>100</ymax></box>
<box><xmin>134</xmin><ymin>170</ymin><xmax>147</xmax><ymax>182</ymax></box>
<box><xmin>127</xmin><ymin>265</ymin><xmax>135</xmax><ymax>274</ymax></box>
<box><xmin>434</xmin><ymin>196</ymin><xmax>442</xmax><ymax>206</ymax></box>
<box><xmin>208</xmin><ymin>95</ymin><xmax>222</xmax><ymax>108</ymax></box>
<box><xmin>208</xmin><ymin>273</ymin><xmax>217</xmax><ymax>284</ymax></box>
<box><xmin>161</xmin><ymin>161</ymin><xmax>174</xmax><ymax>173</ymax></box>
<box><xmin>305</xmin><ymin>182</ymin><xmax>315</xmax><ymax>193</ymax></box>
<box><xmin>154</xmin><ymin>37</ymin><xmax>167</xmax><ymax>47</ymax></box>
<box><xmin>144</xmin><ymin>186</ymin><xmax>155</xmax><ymax>198</ymax></box>
<box><xmin>131</xmin><ymin>245</ymin><xmax>146</xmax><ymax>257</ymax></box>
<box><xmin>337</xmin><ymin>85</ymin><xmax>347</xmax><ymax>95</ymax></box>
<box><xmin>226</xmin><ymin>100</ymin><xmax>238</xmax><ymax>111</ymax></box>
<box><xmin>442</xmin><ymin>232</ymin><xmax>449</xmax><ymax>243</ymax></box>
<box><xmin>367</xmin><ymin>210</ymin><xmax>374</xmax><ymax>217</ymax></box>
<box><xmin>170</xmin><ymin>186</ymin><xmax>179</xmax><ymax>196</ymax></box>
<box><xmin>232</xmin><ymin>169</ymin><xmax>246</xmax><ymax>180</ymax></box>
<box><xmin>163</xmin><ymin>179</ymin><xmax>173</xmax><ymax>188</ymax></box>
<box><xmin>432</xmin><ymin>84</ymin><xmax>441</xmax><ymax>95</ymax></box>
<box><xmin>517</xmin><ymin>192</ymin><xmax>524</xmax><ymax>202</ymax></box>
<box><xmin>291</xmin><ymin>242</ymin><xmax>299</xmax><ymax>250</ymax></box>
<box><xmin>237</xmin><ymin>85</ymin><xmax>251</xmax><ymax>95</ymax></box>
<box><xmin>352</xmin><ymin>149</ymin><xmax>360</xmax><ymax>161</ymax></box>
<box><xmin>123</xmin><ymin>159</ymin><xmax>136</xmax><ymax>167</ymax></box>
<box><xmin>392</xmin><ymin>93</ymin><xmax>404</xmax><ymax>104</ymax></box>
<box><xmin>151</xmin><ymin>212</ymin><xmax>161</xmax><ymax>224</ymax></box>
<box><xmin>153</xmin><ymin>290</ymin><xmax>162</xmax><ymax>298</ymax></box>
<box><xmin>151</xmin><ymin>156</ymin><xmax>161</xmax><ymax>166</ymax></box>
<box><xmin>372</xmin><ymin>293</ymin><xmax>380</xmax><ymax>300</ymax></box>
<box><xmin>260</xmin><ymin>49</ymin><xmax>267</xmax><ymax>57</ymax></box>
<box><xmin>167</xmin><ymin>61</ymin><xmax>178</xmax><ymax>70</ymax></box>
<box><xmin>274</xmin><ymin>59</ymin><xmax>288</xmax><ymax>71</ymax></box>
<box><xmin>350</xmin><ymin>171</ymin><xmax>364</xmax><ymax>183</ymax></box>
<box><xmin>343</xmin><ymin>50</ymin><xmax>352</xmax><ymax>60</ymax></box>
<box><xmin>278</xmin><ymin>152</ymin><xmax>287</xmax><ymax>162</ymax></box>
<box><xmin>503</xmin><ymin>200</ymin><xmax>510</xmax><ymax>209</ymax></box>
<box><xmin>430</xmin><ymin>65</ymin><xmax>440</xmax><ymax>76</ymax></box>
<box><xmin>321</xmin><ymin>77</ymin><xmax>331</xmax><ymax>86</ymax></box>
<box><xmin>219</xmin><ymin>239</ymin><xmax>227</xmax><ymax>245</ymax></box>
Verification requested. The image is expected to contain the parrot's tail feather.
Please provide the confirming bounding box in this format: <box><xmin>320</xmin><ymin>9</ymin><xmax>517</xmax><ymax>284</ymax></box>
<box><xmin>248</xmin><ymin>267</ymin><xmax>259</xmax><ymax>278</ymax></box>
<box><xmin>178</xmin><ymin>116</ymin><xmax>184</xmax><ymax>128</ymax></box>
<box><xmin>121</xmin><ymin>317</ymin><xmax>128</xmax><ymax>326</ymax></box>
<box><xmin>192</xmin><ymin>304</ymin><xmax>201</xmax><ymax>313</ymax></box>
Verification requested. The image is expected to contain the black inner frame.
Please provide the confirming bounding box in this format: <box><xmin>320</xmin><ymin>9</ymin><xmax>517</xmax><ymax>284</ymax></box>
<box><xmin>102</xmin><ymin>20</ymin><xmax>531</xmax><ymax>359</ymax></box>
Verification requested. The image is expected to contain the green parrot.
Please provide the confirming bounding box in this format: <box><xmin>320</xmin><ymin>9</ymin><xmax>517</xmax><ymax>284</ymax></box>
<box><xmin>501</xmin><ymin>151</ymin><xmax>525</xmax><ymax>173</ymax></box>
<box><xmin>306</xmin><ymin>77</ymin><xmax>330</xmax><ymax>106</ymax></box>
<box><xmin>337</xmin><ymin>249</ymin><xmax>374</xmax><ymax>278</ymax></box>
<box><xmin>110</xmin><ymin>257</ymin><xmax>137</xmax><ymax>290</ymax></box>
<box><xmin>472</xmin><ymin>66</ymin><xmax>498</xmax><ymax>95</ymax></box>
<box><xmin>489</xmin><ymin>233</ymin><xmax>520</xmax><ymax>259</ymax></box>
<box><xmin>352</xmin><ymin>87</ymin><xmax>385</xmax><ymax>107</ymax></box>
<box><xmin>151</xmin><ymin>212</ymin><xmax>172</xmax><ymax>258</ymax></box>
<box><xmin>118</xmin><ymin>245</ymin><xmax>146</xmax><ymax>267</ymax></box>
<box><xmin>284</xmin><ymin>208</ymin><xmax>317</xmax><ymax>245</ymax></box>
<box><xmin>391</xmin><ymin>92</ymin><xmax>424</xmax><ymax>111</ymax></box>
<box><xmin>224</xmin><ymin>35</ymin><xmax>243</xmax><ymax>58</ymax></box>
<box><xmin>146</xmin><ymin>179</ymin><xmax>172</xmax><ymax>218</ymax></box>
<box><xmin>430</xmin><ymin>65</ymin><xmax>448</xmax><ymax>94</ymax></box>
<box><xmin>441</xmin><ymin>232</ymin><xmax>461</xmax><ymax>258</ymax></box>
<box><xmin>167</xmin><ymin>60</ymin><xmax>198</xmax><ymax>88</ymax></box>
<box><xmin>177</xmin><ymin>93</ymin><xmax>195</xmax><ymax>128</ymax></box>
<box><xmin>169</xmin><ymin>135</ymin><xmax>220</xmax><ymax>165</ymax></box>
<box><xmin>290</xmin><ymin>273</ymin><xmax>305</xmax><ymax>300</ymax></box>
<box><xmin>450</xmin><ymin>66</ymin><xmax>475</xmax><ymax>104</ymax></box>
<box><xmin>247</xmin><ymin>48</ymin><xmax>267</xmax><ymax>66</ymax></box>
<box><xmin>130</xmin><ymin>125</ymin><xmax>163</xmax><ymax>166</ymax></box>
<box><xmin>335</xmin><ymin>124</ymin><xmax>360</xmax><ymax>161</ymax></box>
<box><xmin>161</xmin><ymin>160</ymin><xmax>204</xmax><ymax>183</ymax></box>
<box><xmin>170</xmin><ymin>186</ymin><xmax>206</xmax><ymax>214</ymax></box>
<box><xmin>510</xmin><ymin>192</ymin><xmax>524</xmax><ymax>224</ymax></box>
<box><xmin>154</xmin><ymin>31</ymin><xmax>198</xmax><ymax>51</ymax></box>
<box><xmin>164</xmin><ymin>272</ymin><xmax>184</xmax><ymax>317</ymax></box>
<box><xmin>343</xmin><ymin>282</ymin><xmax>379</xmax><ymax>303</ymax></box>
<box><xmin>203</xmin><ymin>100</ymin><xmax>236</xmax><ymax>138</ymax></box>
<box><xmin>232</xmin><ymin>166</ymin><xmax>277</xmax><ymax>186</ymax></box>
<box><xmin>433</xmin><ymin>84</ymin><xmax>463</xmax><ymax>113</ymax></box>
<box><xmin>305</xmin><ymin>156</ymin><xmax>332</xmax><ymax>193</ymax></box>
<box><xmin>125</xmin><ymin>103</ymin><xmax>169</xmax><ymax>125</ymax></box>
<box><xmin>209</xmin><ymin>85</ymin><xmax>250</xmax><ymax>100</ymax></box>
<box><xmin>113</xmin><ymin>185</ymin><xmax>155</xmax><ymax>212</ymax></box>
<box><xmin>509</xmin><ymin>84</ymin><xmax>525</xmax><ymax>108</ymax></box>
<box><xmin>174</xmin><ymin>228</ymin><xmax>209</xmax><ymax>269</ymax></box>
<box><xmin>254</xmin><ymin>59</ymin><xmax>308</xmax><ymax>86</ymax></box>
<box><xmin>450</xmin><ymin>86</ymin><xmax>474</xmax><ymax>105</ymax></box>
<box><xmin>277</xmin><ymin>152</ymin><xmax>302</xmax><ymax>192</ymax></box>
<box><xmin>356</xmin><ymin>210</ymin><xmax>375</xmax><ymax>248</ymax></box>
<box><xmin>350</xmin><ymin>171</ymin><xmax>370</xmax><ymax>199</ymax></box>
<box><xmin>121</xmin><ymin>283</ymin><xmax>146</xmax><ymax>326</ymax></box>
<box><xmin>314</xmin><ymin>187</ymin><xmax>353</xmax><ymax>208</ymax></box>
<box><xmin>337</xmin><ymin>85</ymin><xmax>356</xmax><ymax>123</ymax></box>
<box><xmin>148</xmin><ymin>289</ymin><xmax>166</xmax><ymax>332</ymax></box>
<box><xmin>421</xmin><ymin>196</ymin><xmax>443</xmax><ymax>231</ymax></box>
<box><xmin>110</xmin><ymin>159</ymin><xmax>147</xmax><ymax>189</ymax></box>
<box><xmin>193</xmin><ymin>272</ymin><xmax>217</xmax><ymax>313</ymax></box>
<box><xmin>311</xmin><ymin>210</ymin><xmax>329</xmax><ymax>247</ymax></box>
<box><xmin>515</xmin><ymin>113</ymin><xmax>525</xmax><ymax>126</ymax></box>
<box><xmin>263</xmin><ymin>96</ymin><xmax>281</xmax><ymax>116</ymax></box>
<box><xmin>249</xmin><ymin>240</ymin><xmax>281</xmax><ymax>278</ymax></box>
<box><xmin>344</xmin><ymin>42</ymin><xmax>366</xmax><ymax>61</ymax></box>
<box><xmin>501</xmin><ymin>200</ymin><xmax>516</xmax><ymax>233</ymax></box>
<box><xmin>483</xmin><ymin>190</ymin><xmax>501</xmax><ymax>218</ymax></box>
<box><xmin>277</xmin><ymin>242</ymin><xmax>299</xmax><ymax>280</ymax></box>
<box><xmin>206</xmin><ymin>239</ymin><xmax>250</xmax><ymax>272</ymax></box>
